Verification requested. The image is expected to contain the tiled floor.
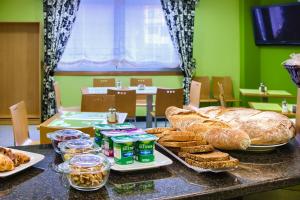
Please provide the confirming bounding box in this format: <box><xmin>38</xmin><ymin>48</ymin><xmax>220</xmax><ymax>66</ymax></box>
<box><xmin>0</xmin><ymin>121</ymin><xmax>166</xmax><ymax>147</ymax></box>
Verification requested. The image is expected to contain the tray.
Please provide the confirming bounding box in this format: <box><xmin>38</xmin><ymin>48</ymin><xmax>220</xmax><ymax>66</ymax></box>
<box><xmin>245</xmin><ymin>142</ymin><xmax>288</xmax><ymax>152</ymax></box>
<box><xmin>0</xmin><ymin>149</ymin><xmax>45</xmax><ymax>178</ymax></box>
<box><xmin>156</xmin><ymin>143</ymin><xmax>236</xmax><ymax>173</ymax></box>
<box><xmin>109</xmin><ymin>150</ymin><xmax>172</xmax><ymax>172</ymax></box>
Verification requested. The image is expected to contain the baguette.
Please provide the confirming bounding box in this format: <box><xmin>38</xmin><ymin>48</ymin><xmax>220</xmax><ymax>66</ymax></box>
<box><xmin>185</xmin><ymin>151</ymin><xmax>229</xmax><ymax>162</ymax></box>
<box><xmin>158</xmin><ymin>141</ymin><xmax>202</xmax><ymax>148</ymax></box>
<box><xmin>185</xmin><ymin>157</ymin><xmax>239</xmax><ymax>169</ymax></box>
<box><xmin>0</xmin><ymin>154</ymin><xmax>14</xmax><ymax>172</ymax></box>
<box><xmin>159</xmin><ymin>131</ymin><xmax>207</xmax><ymax>144</ymax></box>
<box><xmin>205</xmin><ymin>128</ymin><xmax>251</xmax><ymax>150</ymax></box>
<box><xmin>180</xmin><ymin>145</ymin><xmax>214</xmax><ymax>153</ymax></box>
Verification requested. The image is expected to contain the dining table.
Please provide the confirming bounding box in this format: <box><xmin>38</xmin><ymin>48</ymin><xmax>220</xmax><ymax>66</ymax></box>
<box><xmin>81</xmin><ymin>86</ymin><xmax>158</xmax><ymax>128</ymax></box>
<box><xmin>240</xmin><ymin>88</ymin><xmax>294</xmax><ymax>102</ymax></box>
<box><xmin>38</xmin><ymin>111</ymin><xmax>128</xmax><ymax>129</ymax></box>
<box><xmin>248</xmin><ymin>102</ymin><xmax>296</xmax><ymax>117</ymax></box>
<box><xmin>2</xmin><ymin>136</ymin><xmax>300</xmax><ymax>200</ymax></box>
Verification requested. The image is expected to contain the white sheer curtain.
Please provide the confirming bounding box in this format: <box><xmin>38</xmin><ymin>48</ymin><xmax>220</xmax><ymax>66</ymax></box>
<box><xmin>58</xmin><ymin>0</ymin><xmax>180</xmax><ymax>71</ymax></box>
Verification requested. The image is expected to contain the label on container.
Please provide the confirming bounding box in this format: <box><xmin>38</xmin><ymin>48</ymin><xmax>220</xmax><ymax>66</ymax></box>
<box><xmin>112</xmin><ymin>136</ymin><xmax>135</xmax><ymax>165</ymax></box>
<box><xmin>135</xmin><ymin>140</ymin><xmax>154</xmax><ymax>163</ymax></box>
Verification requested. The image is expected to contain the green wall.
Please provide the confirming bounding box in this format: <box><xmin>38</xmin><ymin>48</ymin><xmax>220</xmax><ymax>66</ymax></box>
<box><xmin>193</xmin><ymin>0</ymin><xmax>241</xmax><ymax>98</ymax></box>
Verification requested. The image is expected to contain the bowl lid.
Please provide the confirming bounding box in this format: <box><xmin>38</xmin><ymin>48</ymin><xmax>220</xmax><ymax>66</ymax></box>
<box><xmin>47</xmin><ymin>129</ymin><xmax>86</xmax><ymax>141</ymax></box>
<box><xmin>65</xmin><ymin>139</ymin><xmax>93</xmax><ymax>150</ymax></box>
<box><xmin>70</xmin><ymin>154</ymin><xmax>107</xmax><ymax>168</ymax></box>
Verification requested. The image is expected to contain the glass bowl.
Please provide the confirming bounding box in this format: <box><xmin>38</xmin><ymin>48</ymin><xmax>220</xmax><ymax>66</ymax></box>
<box><xmin>58</xmin><ymin>139</ymin><xmax>101</xmax><ymax>161</ymax></box>
<box><xmin>47</xmin><ymin>129</ymin><xmax>90</xmax><ymax>154</ymax></box>
<box><xmin>58</xmin><ymin>154</ymin><xmax>111</xmax><ymax>191</ymax></box>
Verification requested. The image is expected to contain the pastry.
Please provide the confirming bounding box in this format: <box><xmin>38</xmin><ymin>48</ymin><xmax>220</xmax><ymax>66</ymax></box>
<box><xmin>0</xmin><ymin>154</ymin><xmax>14</xmax><ymax>172</ymax></box>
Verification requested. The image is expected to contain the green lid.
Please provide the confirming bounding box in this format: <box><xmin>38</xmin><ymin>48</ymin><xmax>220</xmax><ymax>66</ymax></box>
<box><xmin>111</xmin><ymin>135</ymin><xmax>136</xmax><ymax>143</ymax></box>
<box><xmin>133</xmin><ymin>134</ymin><xmax>158</xmax><ymax>142</ymax></box>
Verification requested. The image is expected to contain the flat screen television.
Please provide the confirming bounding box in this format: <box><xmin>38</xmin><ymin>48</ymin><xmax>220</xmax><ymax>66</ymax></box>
<box><xmin>252</xmin><ymin>3</ymin><xmax>300</xmax><ymax>45</ymax></box>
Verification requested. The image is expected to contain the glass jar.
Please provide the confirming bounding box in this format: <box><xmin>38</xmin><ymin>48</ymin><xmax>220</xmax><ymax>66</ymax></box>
<box><xmin>58</xmin><ymin>154</ymin><xmax>111</xmax><ymax>191</ymax></box>
<box><xmin>107</xmin><ymin>108</ymin><xmax>117</xmax><ymax>123</ymax></box>
<box><xmin>58</xmin><ymin>139</ymin><xmax>101</xmax><ymax>161</ymax></box>
<box><xmin>47</xmin><ymin>129</ymin><xmax>90</xmax><ymax>154</ymax></box>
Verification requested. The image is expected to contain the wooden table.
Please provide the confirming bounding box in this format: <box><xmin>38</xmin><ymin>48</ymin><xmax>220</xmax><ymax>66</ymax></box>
<box><xmin>81</xmin><ymin>87</ymin><xmax>157</xmax><ymax>128</ymax></box>
<box><xmin>248</xmin><ymin>102</ymin><xmax>295</xmax><ymax>117</ymax></box>
<box><xmin>38</xmin><ymin>111</ymin><xmax>127</xmax><ymax>129</ymax></box>
<box><xmin>240</xmin><ymin>88</ymin><xmax>294</xmax><ymax>102</ymax></box>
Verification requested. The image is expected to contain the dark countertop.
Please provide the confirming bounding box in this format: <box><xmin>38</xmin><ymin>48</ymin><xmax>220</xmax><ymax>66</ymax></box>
<box><xmin>1</xmin><ymin>136</ymin><xmax>300</xmax><ymax>200</ymax></box>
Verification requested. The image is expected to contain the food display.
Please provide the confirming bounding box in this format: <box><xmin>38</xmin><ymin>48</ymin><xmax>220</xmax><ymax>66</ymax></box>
<box><xmin>0</xmin><ymin>147</ymin><xmax>30</xmax><ymax>172</ymax></box>
<box><xmin>149</xmin><ymin>128</ymin><xmax>239</xmax><ymax>171</ymax></box>
<box><xmin>166</xmin><ymin>106</ymin><xmax>295</xmax><ymax>148</ymax></box>
<box><xmin>58</xmin><ymin>154</ymin><xmax>110</xmax><ymax>191</ymax></box>
<box><xmin>58</xmin><ymin>139</ymin><xmax>101</xmax><ymax>161</ymax></box>
<box><xmin>47</xmin><ymin>129</ymin><xmax>90</xmax><ymax>154</ymax></box>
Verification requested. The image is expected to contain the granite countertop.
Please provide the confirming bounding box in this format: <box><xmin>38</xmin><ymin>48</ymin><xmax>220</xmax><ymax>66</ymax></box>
<box><xmin>1</xmin><ymin>136</ymin><xmax>300</xmax><ymax>200</ymax></box>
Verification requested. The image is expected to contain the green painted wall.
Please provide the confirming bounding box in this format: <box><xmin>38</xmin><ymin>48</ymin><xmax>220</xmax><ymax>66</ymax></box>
<box><xmin>193</xmin><ymin>0</ymin><xmax>241</xmax><ymax>99</ymax></box>
<box><xmin>259</xmin><ymin>0</ymin><xmax>299</xmax><ymax>104</ymax></box>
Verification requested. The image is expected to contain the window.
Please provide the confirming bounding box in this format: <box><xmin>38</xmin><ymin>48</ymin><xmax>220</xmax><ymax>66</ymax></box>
<box><xmin>58</xmin><ymin>0</ymin><xmax>180</xmax><ymax>72</ymax></box>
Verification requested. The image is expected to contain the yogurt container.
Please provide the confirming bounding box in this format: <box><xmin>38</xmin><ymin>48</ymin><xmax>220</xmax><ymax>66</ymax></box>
<box><xmin>101</xmin><ymin>128</ymin><xmax>145</xmax><ymax>157</ymax></box>
<box><xmin>111</xmin><ymin>136</ymin><xmax>136</xmax><ymax>165</ymax></box>
<box><xmin>94</xmin><ymin>123</ymin><xmax>136</xmax><ymax>147</ymax></box>
<box><xmin>133</xmin><ymin>134</ymin><xmax>158</xmax><ymax>163</ymax></box>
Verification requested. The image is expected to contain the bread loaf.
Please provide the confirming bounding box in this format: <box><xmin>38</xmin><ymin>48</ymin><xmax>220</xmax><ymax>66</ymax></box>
<box><xmin>205</xmin><ymin>128</ymin><xmax>251</xmax><ymax>150</ymax></box>
<box><xmin>159</xmin><ymin>131</ymin><xmax>207</xmax><ymax>144</ymax></box>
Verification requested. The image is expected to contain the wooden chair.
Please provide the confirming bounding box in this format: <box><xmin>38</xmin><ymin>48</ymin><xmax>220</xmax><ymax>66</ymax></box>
<box><xmin>40</xmin><ymin>126</ymin><xmax>95</xmax><ymax>144</ymax></box>
<box><xmin>81</xmin><ymin>94</ymin><xmax>115</xmax><ymax>112</ymax></box>
<box><xmin>193</xmin><ymin>76</ymin><xmax>218</xmax><ymax>103</ymax></box>
<box><xmin>130</xmin><ymin>78</ymin><xmax>153</xmax><ymax>106</ymax></box>
<box><xmin>218</xmin><ymin>82</ymin><xmax>226</xmax><ymax>107</ymax></box>
<box><xmin>9</xmin><ymin>101</ymin><xmax>39</xmax><ymax>146</ymax></box>
<box><xmin>107</xmin><ymin>89</ymin><xmax>136</xmax><ymax>121</ymax></box>
<box><xmin>54</xmin><ymin>82</ymin><xmax>80</xmax><ymax>112</ymax></box>
<box><xmin>151</xmin><ymin>88</ymin><xmax>184</xmax><ymax>127</ymax></box>
<box><xmin>212</xmin><ymin>76</ymin><xmax>239</xmax><ymax>103</ymax></box>
<box><xmin>93</xmin><ymin>78</ymin><xmax>115</xmax><ymax>87</ymax></box>
<box><xmin>184</xmin><ymin>80</ymin><xmax>201</xmax><ymax>109</ymax></box>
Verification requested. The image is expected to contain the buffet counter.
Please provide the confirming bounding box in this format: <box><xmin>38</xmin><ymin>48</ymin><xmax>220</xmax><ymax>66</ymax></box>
<box><xmin>1</xmin><ymin>136</ymin><xmax>300</xmax><ymax>200</ymax></box>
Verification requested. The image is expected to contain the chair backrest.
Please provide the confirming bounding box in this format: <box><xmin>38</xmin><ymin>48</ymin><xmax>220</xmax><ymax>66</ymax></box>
<box><xmin>212</xmin><ymin>76</ymin><xmax>234</xmax><ymax>99</ymax></box>
<box><xmin>107</xmin><ymin>89</ymin><xmax>136</xmax><ymax>118</ymax></box>
<box><xmin>155</xmin><ymin>88</ymin><xmax>184</xmax><ymax>116</ymax></box>
<box><xmin>193</xmin><ymin>76</ymin><xmax>211</xmax><ymax>100</ymax></box>
<box><xmin>40</xmin><ymin>126</ymin><xmax>95</xmax><ymax>144</ymax></box>
<box><xmin>81</xmin><ymin>94</ymin><xmax>115</xmax><ymax>112</ymax></box>
<box><xmin>130</xmin><ymin>78</ymin><xmax>152</xmax><ymax>86</ymax></box>
<box><xmin>9</xmin><ymin>101</ymin><xmax>29</xmax><ymax>146</ymax></box>
<box><xmin>218</xmin><ymin>82</ymin><xmax>226</xmax><ymax>107</ymax></box>
<box><xmin>189</xmin><ymin>81</ymin><xmax>201</xmax><ymax>108</ymax></box>
<box><xmin>54</xmin><ymin>82</ymin><xmax>62</xmax><ymax>110</ymax></box>
<box><xmin>93</xmin><ymin>78</ymin><xmax>116</xmax><ymax>87</ymax></box>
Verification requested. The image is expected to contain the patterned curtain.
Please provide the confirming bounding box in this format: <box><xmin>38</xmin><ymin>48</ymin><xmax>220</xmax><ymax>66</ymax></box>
<box><xmin>160</xmin><ymin>0</ymin><xmax>199</xmax><ymax>104</ymax></box>
<box><xmin>42</xmin><ymin>0</ymin><xmax>80</xmax><ymax>121</ymax></box>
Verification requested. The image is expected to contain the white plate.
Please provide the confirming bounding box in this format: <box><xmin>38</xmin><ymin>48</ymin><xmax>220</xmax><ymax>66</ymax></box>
<box><xmin>156</xmin><ymin>143</ymin><xmax>236</xmax><ymax>173</ymax></box>
<box><xmin>0</xmin><ymin>149</ymin><xmax>45</xmax><ymax>178</ymax></box>
<box><xmin>245</xmin><ymin>142</ymin><xmax>288</xmax><ymax>152</ymax></box>
<box><xmin>109</xmin><ymin>150</ymin><xmax>172</xmax><ymax>172</ymax></box>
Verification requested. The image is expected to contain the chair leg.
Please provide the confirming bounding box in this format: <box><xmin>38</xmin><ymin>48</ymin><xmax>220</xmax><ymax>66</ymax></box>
<box><xmin>164</xmin><ymin>119</ymin><xmax>167</xmax><ymax>127</ymax></box>
<box><xmin>154</xmin><ymin>117</ymin><xmax>157</xmax><ymax>127</ymax></box>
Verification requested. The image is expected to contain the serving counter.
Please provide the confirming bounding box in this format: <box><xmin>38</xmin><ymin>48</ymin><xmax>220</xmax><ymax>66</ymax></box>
<box><xmin>1</xmin><ymin>137</ymin><xmax>300</xmax><ymax>200</ymax></box>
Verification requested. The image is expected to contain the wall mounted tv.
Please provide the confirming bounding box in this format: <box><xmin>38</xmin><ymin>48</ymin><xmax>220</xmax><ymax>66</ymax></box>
<box><xmin>252</xmin><ymin>3</ymin><xmax>300</xmax><ymax>45</ymax></box>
